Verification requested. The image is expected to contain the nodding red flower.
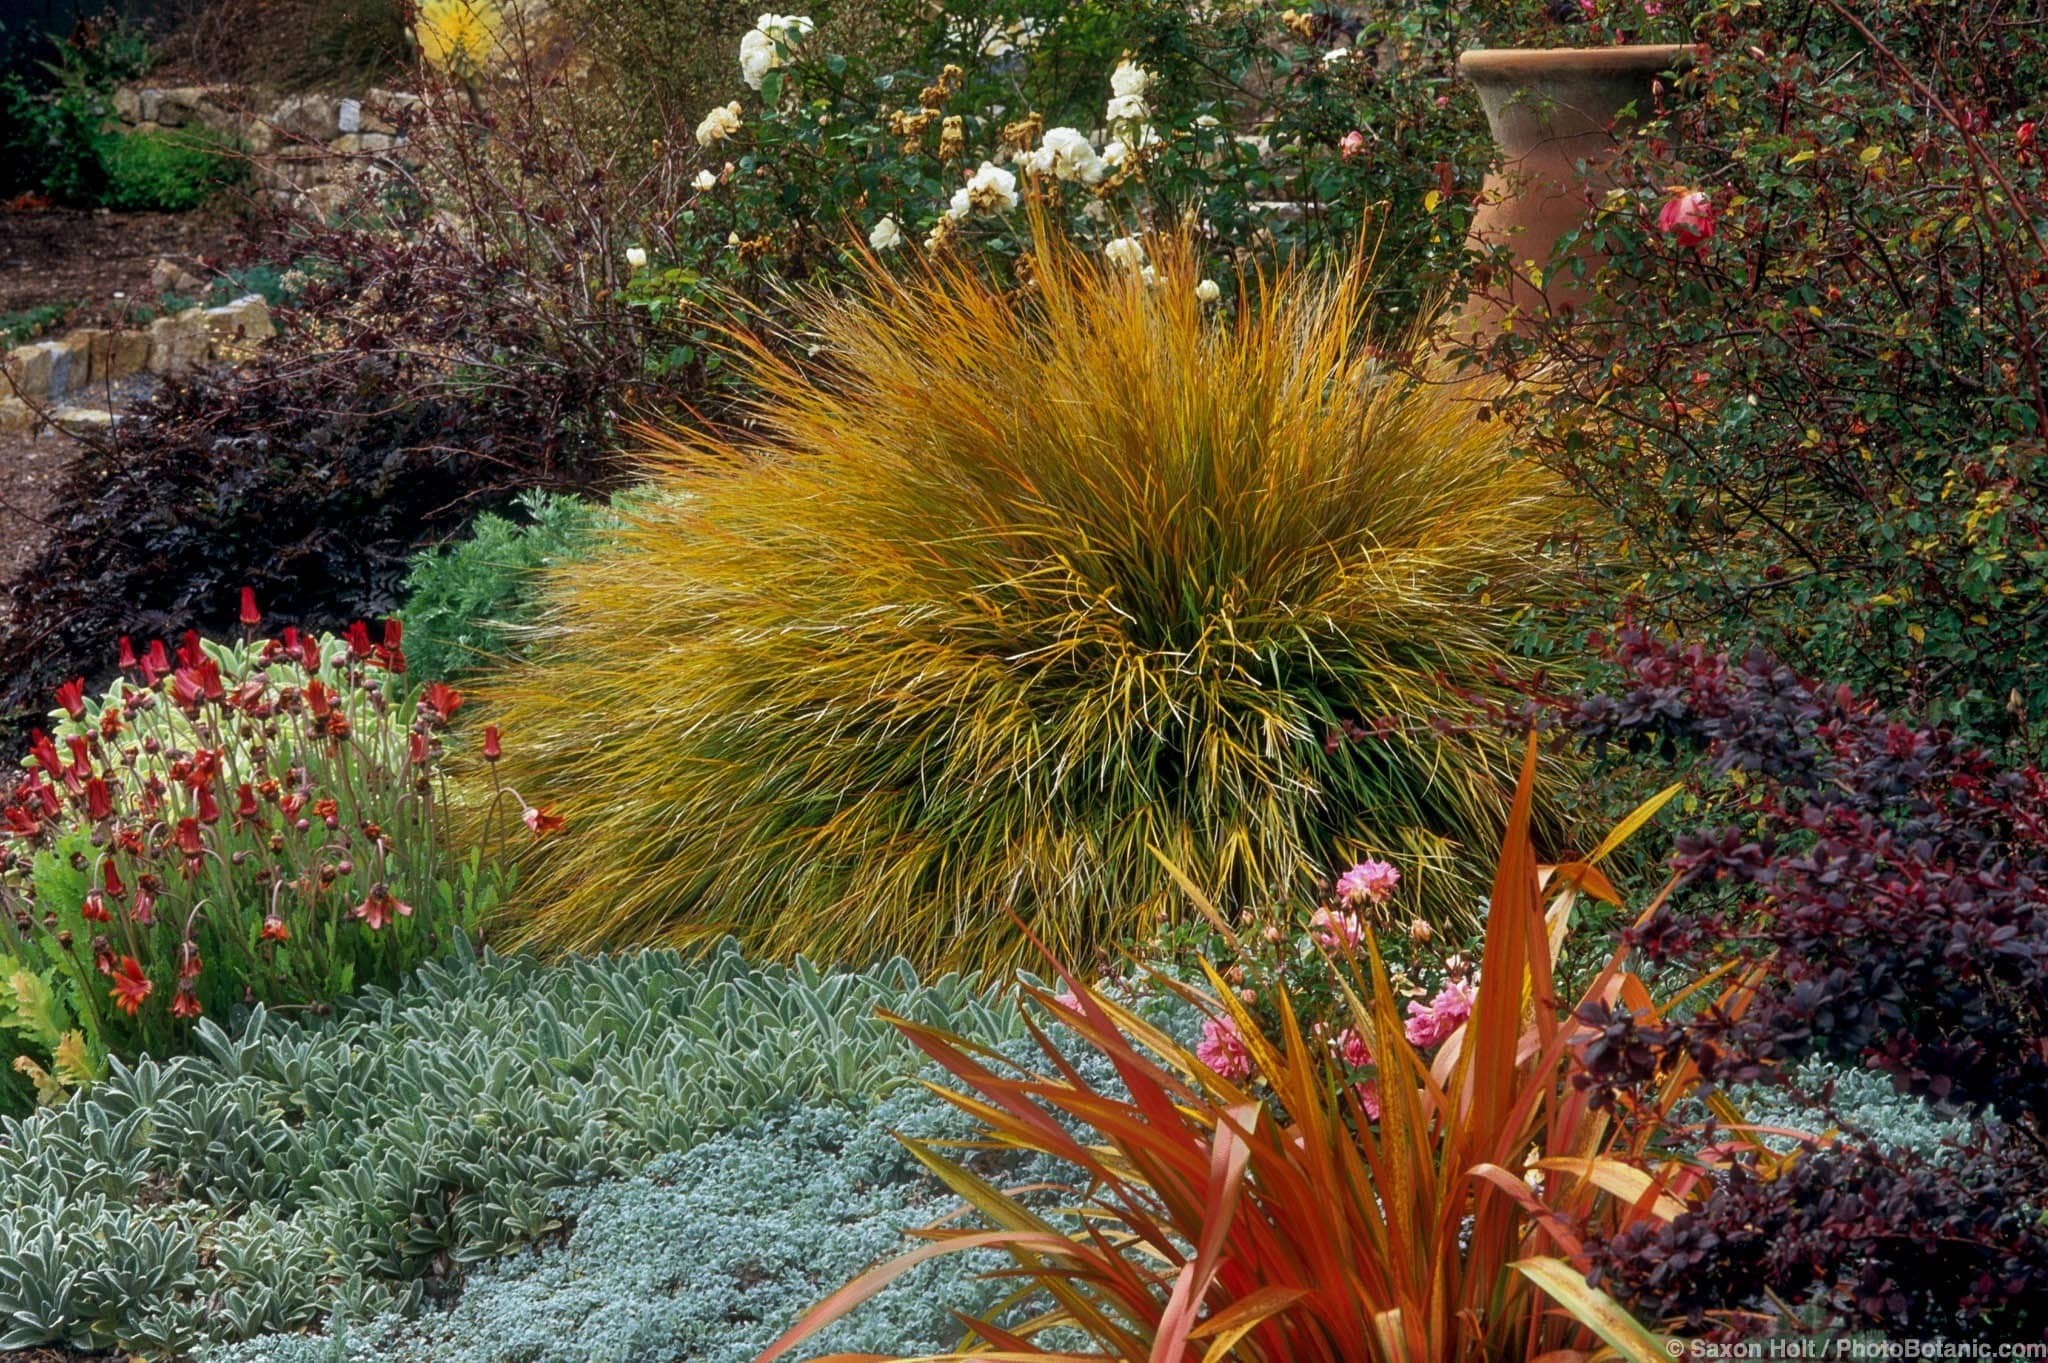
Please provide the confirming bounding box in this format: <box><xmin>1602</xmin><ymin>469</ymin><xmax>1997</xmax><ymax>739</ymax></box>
<box><xmin>171</xmin><ymin>981</ymin><xmax>203</xmax><ymax>1020</ymax></box>
<box><xmin>109</xmin><ymin>957</ymin><xmax>151</xmax><ymax>1015</ymax></box>
<box><xmin>383</xmin><ymin>618</ymin><xmax>403</xmax><ymax>651</ymax></box>
<box><xmin>117</xmin><ymin>637</ymin><xmax>139</xmax><ymax>671</ymax></box>
<box><xmin>348</xmin><ymin>621</ymin><xmax>373</xmax><ymax>658</ymax></box>
<box><xmin>195</xmin><ymin>784</ymin><xmax>222</xmax><ymax>825</ymax></box>
<box><xmin>482</xmin><ymin>726</ymin><xmax>502</xmax><ymax>761</ymax></box>
<box><xmin>81</xmin><ymin>890</ymin><xmax>112</xmax><ymax>923</ymax></box>
<box><xmin>421</xmin><ymin>683</ymin><xmax>463</xmax><ymax>722</ymax></box>
<box><xmin>145</xmin><ymin>639</ymin><xmax>170</xmax><ymax>675</ymax></box>
<box><xmin>85</xmin><ymin>777</ymin><xmax>112</xmax><ymax>822</ymax></box>
<box><xmin>235</xmin><ymin>783</ymin><xmax>259</xmax><ymax>820</ymax></box>
<box><xmin>92</xmin><ymin>936</ymin><xmax>116</xmax><ymax>977</ymax></box>
<box><xmin>239</xmin><ymin>587</ymin><xmax>262</xmax><ymax>627</ymax></box>
<box><xmin>132</xmin><ymin>887</ymin><xmax>157</xmax><ymax>926</ymax></box>
<box><xmin>102</xmin><ymin>859</ymin><xmax>126</xmax><ymax>901</ymax></box>
<box><xmin>178</xmin><ymin>940</ymin><xmax>203</xmax><ymax>980</ymax></box>
<box><xmin>29</xmin><ymin>731</ymin><xmax>61</xmax><ymax>779</ymax></box>
<box><xmin>260</xmin><ymin>914</ymin><xmax>291</xmax><ymax>943</ymax></box>
<box><xmin>65</xmin><ymin>736</ymin><xmax>90</xmax><ymax>779</ymax></box>
<box><xmin>299</xmin><ymin>634</ymin><xmax>323</xmax><ymax>673</ymax></box>
<box><xmin>305</xmin><ymin>680</ymin><xmax>332</xmax><ymax>719</ymax></box>
<box><xmin>195</xmin><ymin>657</ymin><xmax>225</xmax><ymax>702</ymax></box>
<box><xmin>174</xmin><ymin>817</ymin><xmax>205</xmax><ymax>857</ymax></box>
<box><xmin>408</xmin><ymin>732</ymin><xmax>430</xmax><ymax>766</ymax></box>
<box><xmin>170</xmin><ymin>670</ymin><xmax>206</xmax><ymax>712</ymax></box>
<box><xmin>55</xmin><ymin>677</ymin><xmax>86</xmax><ymax>719</ymax></box>
<box><xmin>176</xmin><ymin>630</ymin><xmax>203</xmax><ymax>670</ymax></box>
<box><xmin>523</xmin><ymin>805</ymin><xmax>566</xmax><ymax>840</ymax></box>
<box><xmin>353</xmin><ymin>885</ymin><xmax>413</xmax><ymax>930</ymax></box>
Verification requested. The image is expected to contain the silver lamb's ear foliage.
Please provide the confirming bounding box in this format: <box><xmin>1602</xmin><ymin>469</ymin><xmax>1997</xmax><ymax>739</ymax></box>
<box><xmin>0</xmin><ymin>942</ymin><xmax>1025</xmax><ymax>1355</ymax></box>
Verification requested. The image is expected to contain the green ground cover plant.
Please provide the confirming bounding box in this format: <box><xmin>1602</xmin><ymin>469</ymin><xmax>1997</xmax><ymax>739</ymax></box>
<box><xmin>0</xmin><ymin>942</ymin><xmax>1018</xmax><ymax>1357</ymax></box>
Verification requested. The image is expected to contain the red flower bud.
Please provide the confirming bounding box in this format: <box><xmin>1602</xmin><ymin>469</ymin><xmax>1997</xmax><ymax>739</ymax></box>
<box><xmin>384</xmin><ymin>618</ymin><xmax>403</xmax><ymax>651</ymax></box>
<box><xmin>145</xmin><ymin>640</ymin><xmax>170</xmax><ymax>674</ymax></box>
<box><xmin>482</xmin><ymin>725</ymin><xmax>502</xmax><ymax>761</ymax></box>
<box><xmin>102</xmin><ymin>858</ymin><xmax>126</xmax><ymax>900</ymax></box>
<box><xmin>348</xmin><ymin>622</ymin><xmax>373</xmax><ymax>658</ymax></box>
<box><xmin>239</xmin><ymin>587</ymin><xmax>262</xmax><ymax>627</ymax></box>
<box><xmin>118</xmin><ymin>637</ymin><xmax>139</xmax><ymax>671</ymax></box>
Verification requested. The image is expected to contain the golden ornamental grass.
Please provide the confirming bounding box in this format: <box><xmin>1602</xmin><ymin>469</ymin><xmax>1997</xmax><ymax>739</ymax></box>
<box><xmin>474</xmin><ymin>234</ymin><xmax>1571</xmax><ymax>972</ymax></box>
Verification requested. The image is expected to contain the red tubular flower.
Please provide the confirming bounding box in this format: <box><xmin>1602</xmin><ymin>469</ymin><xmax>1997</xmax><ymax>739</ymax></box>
<box><xmin>235</xmin><ymin>783</ymin><xmax>259</xmax><ymax>820</ymax></box>
<box><xmin>239</xmin><ymin>587</ymin><xmax>262</xmax><ymax>627</ymax></box>
<box><xmin>28</xmin><ymin>731</ymin><xmax>60</xmax><ymax>779</ymax></box>
<box><xmin>174</xmin><ymin>817</ymin><xmax>205</xmax><ymax>857</ymax></box>
<box><xmin>171</xmin><ymin>981</ymin><xmax>203</xmax><ymax>1020</ymax></box>
<box><xmin>117</xmin><ymin>637</ymin><xmax>139</xmax><ymax>671</ymax></box>
<box><xmin>132</xmin><ymin>887</ymin><xmax>157</xmax><ymax>926</ymax></box>
<box><xmin>348</xmin><ymin>621</ymin><xmax>373</xmax><ymax>658</ymax></box>
<box><xmin>305</xmin><ymin>681</ymin><xmax>332</xmax><ymax>719</ymax></box>
<box><xmin>81</xmin><ymin>890</ymin><xmax>112</xmax><ymax>923</ymax></box>
<box><xmin>178</xmin><ymin>940</ymin><xmax>202</xmax><ymax>980</ymax></box>
<box><xmin>523</xmin><ymin>805</ymin><xmax>567</xmax><ymax>839</ymax></box>
<box><xmin>145</xmin><ymin>639</ymin><xmax>170</xmax><ymax>674</ymax></box>
<box><xmin>170</xmin><ymin>670</ymin><xmax>205</xmax><ymax>713</ymax></box>
<box><xmin>408</xmin><ymin>732</ymin><xmax>430</xmax><ymax>766</ymax></box>
<box><xmin>85</xmin><ymin>778</ymin><xmax>112</xmax><ymax>822</ymax></box>
<box><xmin>102</xmin><ymin>859</ymin><xmax>126</xmax><ymax>900</ymax></box>
<box><xmin>300</xmin><ymin>634</ymin><xmax>323</xmax><ymax>673</ymax></box>
<box><xmin>383</xmin><ymin>618</ymin><xmax>403</xmax><ymax>651</ymax></box>
<box><xmin>65</xmin><ymin>736</ymin><xmax>91</xmax><ymax>780</ymax></box>
<box><xmin>195</xmin><ymin>784</ymin><xmax>222</xmax><ymax>825</ymax></box>
<box><xmin>55</xmin><ymin>677</ymin><xmax>86</xmax><ymax>719</ymax></box>
<box><xmin>196</xmin><ymin>658</ymin><xmax>225</xmax><ymax>702</ymax></box>
<box><xmin>109</xmin><ymin>957</ymin><xmax>151</xmax><ymax>1015</ymax></box>
<box><xmin>421</xmin><ymin>682</ymin><xmax>462</xmax><ymax>722</ymax></box>
<box><xmin>260</xmin><ymin>914</ymin><xmax>290</xmax><ymax>943</ymax></box>
<box><xmin>282</xmin><ymin>626</ymin><xmax>300</xmax><ymax>653</ymax></box>
<box><xmin>482</xmin><ymin>725</ymin><xmax>502</xmax><ymax>761</ymax></box>
<box><xmin>176</xmin><ymin>631</ymin><xmax>202</xmax><ymax>669</ymax></box>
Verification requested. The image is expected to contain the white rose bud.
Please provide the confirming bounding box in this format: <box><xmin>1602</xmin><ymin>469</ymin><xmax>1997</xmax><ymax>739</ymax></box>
<box><xmin>624</xmin><ymin>246</ymin><xmax>649</xmax><ymax>270</ymax></box>
<box><xmin>1195</xmin><ymin>278</ymin><xmax>1221</xmax><ymax>303</ymax></box>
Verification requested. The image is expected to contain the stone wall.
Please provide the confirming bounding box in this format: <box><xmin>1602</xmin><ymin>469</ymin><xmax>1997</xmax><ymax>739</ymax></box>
<box><xmin>111</xmin><ymin>83</ymin><xmax>421</xmax><ymax>218</ymax></box>
<box><xmin>0</xmin><ymin>295</ymin><xmax>273</xmax><ymax>433</ymax></box>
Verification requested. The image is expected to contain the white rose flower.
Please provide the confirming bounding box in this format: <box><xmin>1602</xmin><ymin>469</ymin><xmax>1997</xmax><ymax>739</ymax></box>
<box><xmin>1104</xmin><ymin>235</ymin><xmax>1147</xmax><ymax>270</ymax></box>
<box><xmin>869</xmin><ymin>215</ymin><xmax>903</xmax><ymax>250</ymax></box>
<box><xmin>1140</xmin><ymin>265</ymin><xmax>1159</xmax><ymax>286</ymax></box>
<box><xmin>1110</xmin><ymin>60</ymin><xmax>1151</xmax><ymax>98</ymax></box>
<box><xmin>625</xmin><ymin>246</ymin><xmax>649</xmax><ymax>270</ymax></box>
<box><xmin>696</xmin><ymin>101</ymin><xmax>743</xmax><ymax>144</ymax></box>
<box><xmin>740</xmin><ymin>13</ymin><xmax>814</xmax><ymax>90</ymax></box>
<box><xmin>949</xmin><ymin>160</ymin><xmax>1019</xmax><ymax>218</ymax></box>
<box><xmin>1105</xmin><ymin>93</ymin><xmax>1150</xmax><ymax>126</ymax></box>
<box><xmin>1324</xmin><ymin>47</ymin><xmax>1350</xmax><ymax>63</ymax></box>
<box><xmin>693</xmin><ymin>169</ymin><xmax>718</xmax><ymax>190</ymax></box>
<box><xmin>1194</xmin><ymin>114</ymin><xmax>1221</xmax><ymax>128</ymax></box>
<box><xmin>1027</xmin><ymin>126</ymin><xmax>1105</xmax><ymax>184</ymax></box>
<box><xmin>1196</xmin><ymin>278</ymin><xmax>1221</xmax><ymax>303</ymax></box>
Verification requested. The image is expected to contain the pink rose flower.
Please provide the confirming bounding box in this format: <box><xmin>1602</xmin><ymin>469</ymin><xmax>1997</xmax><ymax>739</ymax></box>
<box><xmin>1353</xmin><ymin>1080</ymin><xmax>1382</xmax><ymax>1121</ymax></box>
<box><xmin>1196</xmin><ymin>1014</ymin><xmax>1253</xmax><ymax>1081</ymax></box>
<box><xmin>1334</xmin><ymin>858</ymin><xmax>1400</xmax><ymax>908</ymax></box>
<box><xmin>1657</xmin><ymin>190</ymin><xmax>1717</xmax><ymax>249</ymax></box>
<box><xmin>1337</xmin><ymin>1027</ymin><xmax>1373</xmax><ymax>1069</ymax></box>
<box><xmin>1404</xmin><ymin>979</ymin><xmax>1476</xmax><ymax>1050</ymax></box>
<box><xmin>1309</xmin><ymin>907</ymin><xmax>1365</xmax><ymax>951</ymax></box>
<box><xmin>1339</xmin><ymin>130</ymin><xmax>1365</xmax><ymax>160</ymax></box>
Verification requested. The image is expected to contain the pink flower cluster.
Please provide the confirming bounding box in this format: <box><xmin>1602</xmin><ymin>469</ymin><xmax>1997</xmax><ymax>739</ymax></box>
<box><xmin>1309</xmin><ymin>906</ymin><xmax>1365</xmax><ymax>951</ymax></box>
<box><xmin>1403</xmin><ymin>980</ymin><xmax>1476</xmax><ymax>1050</ymax></box>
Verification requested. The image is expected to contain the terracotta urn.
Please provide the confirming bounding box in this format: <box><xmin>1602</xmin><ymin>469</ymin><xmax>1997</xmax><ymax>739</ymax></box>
<box><xmin>1457</xmin><ymin>44</ymin><xmax>1700</xmax><ymax>331</ymax></box>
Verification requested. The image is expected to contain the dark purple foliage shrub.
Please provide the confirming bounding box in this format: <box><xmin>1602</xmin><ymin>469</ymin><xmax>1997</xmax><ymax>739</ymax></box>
<box><xmin>1560</xmin><ymin>629</ymin><xmax>2048</xmax><ymax>1336</ymax></box>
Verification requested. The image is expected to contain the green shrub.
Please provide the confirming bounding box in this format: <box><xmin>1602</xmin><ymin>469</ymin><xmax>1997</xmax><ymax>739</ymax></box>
<box><xmin>96</xmin><ymin>126</ymin><xmax>245</xmax><ymax>212</ymax></box>
<box><xmin>0</xmin><ymin>943</ymin><xmax>1020</xmax><ymax>1357</ymax></box>
<box><xmin>399</xmin><ymin>490</ymin><xmax>616</xmax><ymax>684</ymax></box>
<box><xmin>477</xmin><ymin>236</ymin><xmax>1571</xmax><ymax>972</ymax></box>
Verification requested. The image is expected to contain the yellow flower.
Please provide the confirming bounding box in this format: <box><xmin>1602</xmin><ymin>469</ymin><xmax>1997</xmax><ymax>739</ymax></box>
<box><xmin>415</xmin><ymin>0</ymin><xmax>503</xmax><ymax>78</ymax></box>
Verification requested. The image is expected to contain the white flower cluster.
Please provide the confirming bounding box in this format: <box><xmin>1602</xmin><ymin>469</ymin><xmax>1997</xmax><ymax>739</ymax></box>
<box><xmin>1106</xmin><ymin>59</ymin><xmax>1151</xmax><ymax>127</ymax></box>
<box><xmin>1021</xmin><ymin>126</ymin><xmax>1106</xmax><ymax>184</ymax></box>
<box><xmin>739</xmin><ymin>12</ymin><xmax>815</xmax><ymax>90</ymax></box>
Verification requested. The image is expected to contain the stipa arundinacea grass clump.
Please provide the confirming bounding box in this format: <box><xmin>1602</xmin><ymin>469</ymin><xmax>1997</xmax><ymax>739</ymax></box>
<box><xmin>477</xmin><ymin>235</ymin><xmax>1571</xmax><ymax>971</ymax></box>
